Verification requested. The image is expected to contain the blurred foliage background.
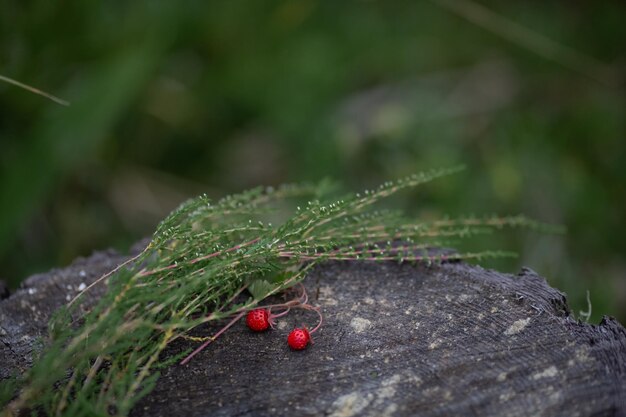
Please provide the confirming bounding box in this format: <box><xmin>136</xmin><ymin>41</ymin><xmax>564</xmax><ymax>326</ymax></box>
<box><xmin>1</xmin><ymin>0</ymin><xmax>624</xmax><ymax>323</ymax></box>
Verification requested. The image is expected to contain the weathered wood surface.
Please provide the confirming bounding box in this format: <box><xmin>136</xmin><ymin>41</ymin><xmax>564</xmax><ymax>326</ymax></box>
<box><xmin>1</xmin><ymin>246</ymin><xmax>625</xmax><ymax>417</ymax></box>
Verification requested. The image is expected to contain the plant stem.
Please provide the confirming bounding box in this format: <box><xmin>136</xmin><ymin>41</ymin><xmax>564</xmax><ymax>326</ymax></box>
<box><xmin>180</xmin><ymin>311</ymin><xmax>246</xmax><ymax>365</ymax></box>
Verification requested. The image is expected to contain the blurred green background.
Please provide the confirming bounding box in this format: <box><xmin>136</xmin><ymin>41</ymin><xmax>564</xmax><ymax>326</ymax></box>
<box><xmin>1</xmin><ymin>1</ymin><xmax>624</xmax><ymax>323</ymax></box>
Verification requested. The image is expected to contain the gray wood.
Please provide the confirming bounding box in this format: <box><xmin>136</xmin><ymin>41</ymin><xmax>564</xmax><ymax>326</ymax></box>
<box><xmin>1</xmin><ymin>247</ymin><xmax>625</xmax><ymax>417</ymax></box>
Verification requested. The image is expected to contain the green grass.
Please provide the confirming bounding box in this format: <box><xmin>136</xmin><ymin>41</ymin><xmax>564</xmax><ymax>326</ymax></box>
<box><xmin>1</xmin><ymin>0</ymin><xmax>624</xmax><ymax>323</ymax></box>
<box><xmin>2</xmin><ymin>171</ymin><xmax>546</xmax><ymax>416</ymax></box>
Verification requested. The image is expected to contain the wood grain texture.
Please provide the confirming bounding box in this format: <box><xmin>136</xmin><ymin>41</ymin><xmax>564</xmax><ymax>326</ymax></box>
<box><xmin>1</xmin><ymin>247</ymin><xmax>625</xmax><ymax>417</ymax></box>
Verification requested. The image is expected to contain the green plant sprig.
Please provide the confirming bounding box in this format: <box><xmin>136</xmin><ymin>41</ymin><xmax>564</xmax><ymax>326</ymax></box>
<box><xmin>1</xmin><ymin>168</ymin><xmax>559</xmax><ymax>417</ymax></box>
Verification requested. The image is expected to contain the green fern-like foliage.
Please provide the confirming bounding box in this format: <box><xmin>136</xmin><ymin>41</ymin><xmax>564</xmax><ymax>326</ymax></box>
<box><xmin>1</xmin><ymin>168</ymin><xmax>557</xmax><ymax>416</ymax></box>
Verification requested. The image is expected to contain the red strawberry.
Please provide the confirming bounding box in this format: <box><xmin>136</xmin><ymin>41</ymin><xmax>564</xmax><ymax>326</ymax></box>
<box><xmin>287</xmin><ymin>328</ymin><xmax>310</xmax><ymax>350</ymax></box>
<box><xmin>246</xmin><ymin>309</ymin><xmax>270</xmax><ymax>332</ymax></box>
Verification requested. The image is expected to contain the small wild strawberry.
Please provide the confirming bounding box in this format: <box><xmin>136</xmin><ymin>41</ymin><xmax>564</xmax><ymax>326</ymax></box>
<box><xmin>287</xmin><ymin>327</ymin><xmax>310</xmax><ymax>350</ymax></box>
<box><xmin>246</xmin><ymin>308</ymin><xmax>270</xmax><ymax>332</ymax></box>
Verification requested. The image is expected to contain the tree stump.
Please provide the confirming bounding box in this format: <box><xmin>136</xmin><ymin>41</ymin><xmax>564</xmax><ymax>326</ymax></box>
<box><xmin>1</xmin><ymin>246</ymin><xmax>625</xmax><ymax>417</ymax></box>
